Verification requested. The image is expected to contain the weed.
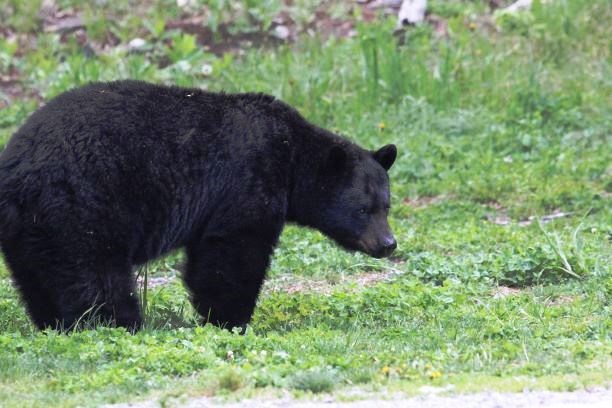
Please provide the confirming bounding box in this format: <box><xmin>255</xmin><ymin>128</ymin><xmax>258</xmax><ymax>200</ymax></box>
<box><xmin>537</xmin><ymin>219</ymin><xmax>586</xmax><ymax>279</ymax></box>
<box><xmin>348</xmin><ymin>367</ymin><xmax>376</xmax><ymax>385</ymax></box>
<box><xmin>137</xmin><ymin>263</ymin><xmax>150</xmax><ymax>326</ymax></box>
<box><xmin>290</xmin><ymin>368</ymin><xmax>340</xmax><ymax>394</ymax></box>
<box><xmin>217</xmin><ymin>368</ymin><xmax>245</xmax><ymax>392</ymax></box>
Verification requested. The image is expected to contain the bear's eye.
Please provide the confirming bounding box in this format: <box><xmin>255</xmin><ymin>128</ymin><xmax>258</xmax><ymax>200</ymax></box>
<box><xmin>359</xmin><ymin>208</ymin><xmax>367</xmax><ymax>214</ymax></box>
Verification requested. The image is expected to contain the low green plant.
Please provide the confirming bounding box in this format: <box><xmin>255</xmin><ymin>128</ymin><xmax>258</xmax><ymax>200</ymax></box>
<box><xmin>217</xmin><ymin>368</ymin><xmax>245</xmax><ymax>392</ymax></box>
<box><xmin>290</xmin><ymin>368</ymin><xmax>340</xmax><ymax>394</ymax></box>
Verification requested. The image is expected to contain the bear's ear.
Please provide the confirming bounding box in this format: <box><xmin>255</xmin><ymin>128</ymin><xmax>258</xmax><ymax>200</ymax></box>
<box><xmin>373</xmin><ymin>144</ymin><xmax>397</xmax><ymax>171</ymax></box>
<box><xmin>325</xmin><ymin>145</ymin><xmax>348</xmax><ymax>172</ymax></box>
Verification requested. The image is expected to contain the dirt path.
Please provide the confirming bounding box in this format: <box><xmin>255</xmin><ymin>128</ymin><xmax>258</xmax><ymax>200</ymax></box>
<box><xmin>111</xmin><ymin>388</ymin><xmax>611</xmax><ymax>408</ymax></box>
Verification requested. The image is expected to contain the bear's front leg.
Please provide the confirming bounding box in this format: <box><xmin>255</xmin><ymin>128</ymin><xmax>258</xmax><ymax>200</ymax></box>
<box><xmin>184</xmin><ymin>225</ymin><xmax>281</xmax><ymax>331</ymax></box>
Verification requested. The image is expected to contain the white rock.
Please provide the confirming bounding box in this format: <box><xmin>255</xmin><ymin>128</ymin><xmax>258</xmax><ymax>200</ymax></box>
<box><xmin>128</xmin><ymin>38</ymin><xmax>146</xmax><ymax>51</ymax></box>
<box><xmin>498</xmin><ymin>0</ymin><xmax>553</xmax><ymax>14</ymax></box>
<box><xmin>176</xmin><ymin>0</ymin><xmax>196</xmax><ymax>8</ymax></box>
<box><xmin>502</xmin><ymin>0</ymin><xmax>533</xmax><ymax>13</ymax></box>
<box><xmin>398</xmin><ymin>0</ymin><xmax>427</xmax><ymax>26</ymax></box>
<box><xmin>273</xmin><ymin>25</ymin><xmax>290</xmax><ymax>40</ymax></box>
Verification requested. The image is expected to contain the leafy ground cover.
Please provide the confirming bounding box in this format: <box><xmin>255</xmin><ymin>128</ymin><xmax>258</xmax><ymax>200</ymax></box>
<box><xmin>0</xmin><ymin>1</ymin><xmax>610</xmax><ymax>407</ymax></box>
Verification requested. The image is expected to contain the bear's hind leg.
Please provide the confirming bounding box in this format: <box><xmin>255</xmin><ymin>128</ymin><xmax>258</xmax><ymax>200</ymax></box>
<box><xmin>9</xmin><ymin>264</ymin><xmax>61</xmax><ymax>330</ymax></box>
<box><xmin>56</xmin><ymin>261</ymin><xmax>142</xmax><ymax>332</ymax></box>
<box><xmin>4</xmin><ymin>233</ymin><xmax>141</xmax><ymax>331</ymax></box>
<box><xmin>2</xmin><ymin>240</ymin><xmax>62</xmax><ymax>329</ymax></box>
<box><xmin>185</xmin><ymin>225</ymin><xmax>281</xmax><ymax>331</ymax></box>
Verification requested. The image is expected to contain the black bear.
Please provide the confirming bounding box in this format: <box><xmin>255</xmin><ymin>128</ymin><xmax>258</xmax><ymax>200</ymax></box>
<box><xmin>0</xmin><ymin>80</ymin><xmax>397</xmax><ymax>331</ymax></box>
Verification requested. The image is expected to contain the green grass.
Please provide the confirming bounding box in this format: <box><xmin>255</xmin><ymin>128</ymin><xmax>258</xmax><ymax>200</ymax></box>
<box><xmin>0</xmin><ymin>0</ymin><xmax>611</xmax><ymax>406</ymax></box>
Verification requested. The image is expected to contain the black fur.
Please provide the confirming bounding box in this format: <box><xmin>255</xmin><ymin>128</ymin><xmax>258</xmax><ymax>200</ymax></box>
<box><xmin>0</xmin><ymin>80</ymin><xmax>397</xmax><ymax>331</ymax></box>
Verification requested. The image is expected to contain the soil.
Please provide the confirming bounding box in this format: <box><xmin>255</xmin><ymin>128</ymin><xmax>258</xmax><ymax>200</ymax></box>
<box><xmin>109</xmin><ymin>387</ymin><xmax>612</xmax><ymax>408</ymax></box>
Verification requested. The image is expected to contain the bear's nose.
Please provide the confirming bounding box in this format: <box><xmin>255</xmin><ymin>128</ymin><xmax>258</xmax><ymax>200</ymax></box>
<box><xmin>383</xmin><ymin>236</ymin><xmax>397</xmax><ymax>251</ymax></box>
<box><xmin>379</xmin><ymin>236</ymin><xmax>396</xmax><ymax>257</ymax></box>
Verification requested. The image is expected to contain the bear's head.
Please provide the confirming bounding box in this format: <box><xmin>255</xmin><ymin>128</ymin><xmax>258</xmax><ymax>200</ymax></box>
<box><xmin>310</xmin><ymin>143</ymin><xmax>397</xmax><ymax>259</ymax></box>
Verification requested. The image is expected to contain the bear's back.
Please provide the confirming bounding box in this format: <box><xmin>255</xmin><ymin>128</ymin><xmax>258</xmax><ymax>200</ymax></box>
<box><xmin>0</xmin><ymin>81</ymin><xmax>298</xmax><ymax>261</ymax></box>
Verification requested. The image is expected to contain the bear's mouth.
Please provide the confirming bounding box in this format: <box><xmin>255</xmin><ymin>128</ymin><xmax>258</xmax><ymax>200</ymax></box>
<box><xmin>332</xmin><ymin>239</ymin><xmax>392</xmax><ymax>259</ymax></box>
<box><xmin>329</xmin><ymin>238</ymin><xmax>363</xmax><ymax>255</ymax></box>
<box><xmin>355</xmin><ymin>239</ymin><xmax>396</xmax><ymax>259</ymax></box>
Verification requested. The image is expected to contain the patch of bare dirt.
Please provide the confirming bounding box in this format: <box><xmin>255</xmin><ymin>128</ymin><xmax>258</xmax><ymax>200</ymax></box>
<box><xmin>486</xmin><ymin>209</ymin><xmax>574</xmax><ymax>227</ymax></box>
<box><xmin>492</xmin><ymin>286</ymin><xmax>523</xmax><ymax>299</ymax></box>
<box><xmin>165</xmin><ymin>17</ymin><xmax>284</xmax><ymax>56</ymax></box>
<box><xmin>136</xmin><ymin>274</ymin><xmax>177</xmax><ymax>290</ymax></box>
<box><xmin>263</xmin><ymin>268</ymin><xmax>406</xmax><ymax>295</ymax></box>
<box><xmin>0</xmin><ymin>70</ymin><xmax>43</xmax><ymax>107</ymax></box>
<box><xmin>492</xmin><ymin>286</ymin><xmax>578</xmax><ymax>307</ymax></box>
<box><xmin>544</xmin><ymin>295</ymin><xmax>577</xmax><ymax>307</ymax></box>
<box><xmin>134</xmin><ymin>267</ymin><xmax>406</xmax><ymax>296</ymax></box>
<box><xmin>402</xmin><ymin>195</ymin><xmax>448</xmax><ymax>208</ymax></box>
